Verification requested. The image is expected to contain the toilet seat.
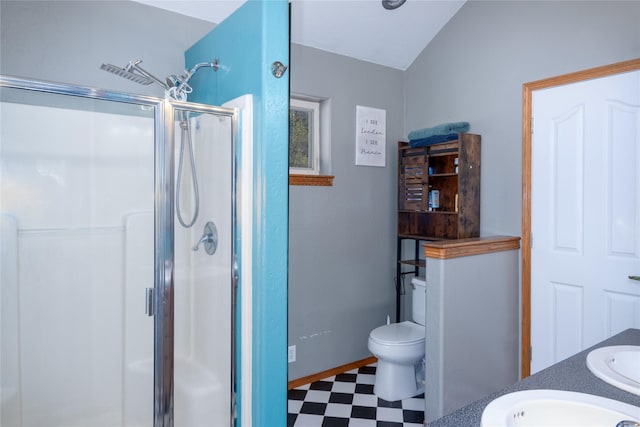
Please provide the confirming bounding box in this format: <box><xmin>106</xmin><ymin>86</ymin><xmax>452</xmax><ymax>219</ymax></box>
<box><xmin>369</xmin><ymin>321</ymin><xmax>425</xmax><ymax>346</ymax></box>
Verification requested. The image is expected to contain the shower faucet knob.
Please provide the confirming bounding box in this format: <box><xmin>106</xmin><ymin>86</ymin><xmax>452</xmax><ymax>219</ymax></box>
<box><xmin>192</xmin><ymin>221</ymin><xmax>218</xmax><ymax>255</ymax></box>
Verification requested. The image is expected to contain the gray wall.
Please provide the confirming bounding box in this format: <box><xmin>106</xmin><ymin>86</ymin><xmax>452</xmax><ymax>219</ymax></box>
<box><xmin>288</xmin><ymin>44</ymin><xmax>404</xmax><ymax>379</ymax></box>
<box><xmin>287</xmin><ymin>0</ymin><xmax>640</xmax><ymax>382</ymax></box>
<box><xmin>404</xmin><ymin>0</ymin><xmax>638</xmax><ymax>388</ymax></box>
<box><xmin>0</xmin><ymin>1</ymin><xmax>214</xmax><ymax>96</ymax></box>
<box><xmin>425</xmin><ymin>246</ymin><xmax>520</xmax><ymax>420</ymax></box>
<box><xmin>405</xmin><ymin>0</ymin><xmax>640</xmax><ymax>238</ymax></box>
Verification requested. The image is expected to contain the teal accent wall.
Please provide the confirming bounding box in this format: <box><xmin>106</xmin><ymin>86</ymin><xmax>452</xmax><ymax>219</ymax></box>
<box><xmin>186</xmin><ymin>1</ymin><xmax>289</xmax><ymax>425</ymax></box>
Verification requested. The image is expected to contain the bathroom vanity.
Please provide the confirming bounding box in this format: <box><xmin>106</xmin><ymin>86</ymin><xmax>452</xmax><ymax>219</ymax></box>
<box><xmin>423</xmin><ymin>236</ymin><xmax>521</xmax><ymax>422</ymax></box>
<box><xmin>428</xmin><ymin>328</ymin><xmax>640</xmax><ymax>426</ymax></box>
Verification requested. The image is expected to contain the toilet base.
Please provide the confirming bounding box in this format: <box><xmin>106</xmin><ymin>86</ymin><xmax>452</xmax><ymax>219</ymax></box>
<box><xmin>373</xmin><ymin>358</ymin><xmax>425</xmax><ymax>402</ymax></box>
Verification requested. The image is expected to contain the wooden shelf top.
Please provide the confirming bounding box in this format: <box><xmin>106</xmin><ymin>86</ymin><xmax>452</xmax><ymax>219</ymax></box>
<box><xmin>423</xmin><ymin>236</ymin><xmax>521</xmax><ymax>259</ymax></box>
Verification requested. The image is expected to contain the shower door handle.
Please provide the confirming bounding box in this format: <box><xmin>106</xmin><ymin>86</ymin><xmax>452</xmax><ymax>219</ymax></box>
<box><xmin>145</xmin><ymin>288</ymin><xmax>154</xmax><ymax>316</ymax></box>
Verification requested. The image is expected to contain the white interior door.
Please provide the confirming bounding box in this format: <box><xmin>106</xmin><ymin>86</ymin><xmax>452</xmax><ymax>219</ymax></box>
<box><xmin>531</xmin><ymin>70</ymin><xmax>640</xmax><ymax>374</ymax></box>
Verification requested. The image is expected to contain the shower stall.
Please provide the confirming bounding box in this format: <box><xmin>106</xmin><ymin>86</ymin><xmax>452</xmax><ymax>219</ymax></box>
<box><xmin>0</xmin><ymin>75</ymin><xmax>238</xmax><ymax>426</ymax></box>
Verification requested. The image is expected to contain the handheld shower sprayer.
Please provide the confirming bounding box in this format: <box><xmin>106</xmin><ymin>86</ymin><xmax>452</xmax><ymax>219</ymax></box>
<box><xmin>166</xmin><ymin>59</ymin><xmax>219</xmax><ymax>101</ymax></box>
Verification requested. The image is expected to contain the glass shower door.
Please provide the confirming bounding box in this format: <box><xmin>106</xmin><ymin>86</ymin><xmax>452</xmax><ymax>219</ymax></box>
<box><xmin>0</xmin><ymin>79</ymin><xmax>237</xmax><ymax>427</ymax></box>
<box><xmin>0</xmin><ymin>83</ymin><xmax>158</xmax><ymax>426</ymax></box>
<box><xmin>170</xmin><ymin>104</ymin><xmax>235</xmax><ymax>427</ymax></box>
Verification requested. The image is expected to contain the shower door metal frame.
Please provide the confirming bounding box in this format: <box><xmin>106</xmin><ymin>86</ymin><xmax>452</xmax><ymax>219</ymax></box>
<box><xmin>156</xmin><ymin>99</ymin><xmax>238</xmax><ymax>427</ymax></box>
<box><xmin>0</xmin><ymin>75</ymin><xmax>239</xmax><ymax>427</ymax></box>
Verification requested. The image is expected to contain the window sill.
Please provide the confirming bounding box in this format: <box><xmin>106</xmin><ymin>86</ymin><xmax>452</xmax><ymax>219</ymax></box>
<box><xmin>289</xmin><ymin>174</ymin><xmax>334</xmax><ymax>187</ymax></box>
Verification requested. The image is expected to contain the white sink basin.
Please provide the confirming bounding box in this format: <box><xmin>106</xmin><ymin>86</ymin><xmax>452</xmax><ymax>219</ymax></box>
<box><xmin>480</xmin><ymin>389</ymin><xmax>640</xmax><ymax>427</ymax></box>
<box><xmin>587</xmin><ymin>345</ymin><xmax>640</xmax><ymax>396</ymax></box>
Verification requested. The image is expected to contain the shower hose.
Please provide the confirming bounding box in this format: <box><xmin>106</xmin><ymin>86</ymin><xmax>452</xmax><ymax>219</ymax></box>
<box><xmin>176</xmin><ymin>112</ymin><xmax>199</xmax><ymax>228</ymax></box>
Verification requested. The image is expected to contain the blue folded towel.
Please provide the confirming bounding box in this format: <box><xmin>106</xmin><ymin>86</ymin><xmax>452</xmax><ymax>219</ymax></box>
<box><xmin>409</xmin><ymin>133</ymin><xmax>459</xmax><ymax>148</ymax></box>
<box><xmin>408</xmin><ymin>121</ymin><xmax>469</xmax><ymax>141</ymax></box>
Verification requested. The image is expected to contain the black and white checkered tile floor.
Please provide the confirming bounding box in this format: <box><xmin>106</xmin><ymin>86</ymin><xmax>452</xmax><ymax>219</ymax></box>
<box><xmin>287</xmin><ymin>364</ymin><xmax>425</xmax><ymax>427</ymax></box>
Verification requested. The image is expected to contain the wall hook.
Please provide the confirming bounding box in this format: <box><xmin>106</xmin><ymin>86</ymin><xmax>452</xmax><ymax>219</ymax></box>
<box><xmin>271</xmin><ymin>61</ymin><xmax>287</xmax><ymax>78</ymax></box>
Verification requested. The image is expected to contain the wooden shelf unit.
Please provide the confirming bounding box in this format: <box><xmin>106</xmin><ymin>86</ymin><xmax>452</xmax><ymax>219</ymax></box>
<box><xmin>397</xmin><ymin>133</ymin><xmax>481</xmax><ymax>239</ymax></box>
<box><xmin>395</xmin><ymin>134</ymin><xmax>481</xmax><ymax>321</ymax></box>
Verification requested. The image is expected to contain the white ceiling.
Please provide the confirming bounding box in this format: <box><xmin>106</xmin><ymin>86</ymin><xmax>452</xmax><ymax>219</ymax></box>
<box><xmin>133</xmin><ymin>0</ymin><xmax>465</xmax><ymax>70</ymax></box>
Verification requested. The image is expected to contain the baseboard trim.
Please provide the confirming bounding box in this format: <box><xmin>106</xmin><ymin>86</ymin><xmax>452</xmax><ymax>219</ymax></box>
<box><xmin>287</xmin><ymin>356</ymin><xmax>378</xmax><ymax>390</ymax></box>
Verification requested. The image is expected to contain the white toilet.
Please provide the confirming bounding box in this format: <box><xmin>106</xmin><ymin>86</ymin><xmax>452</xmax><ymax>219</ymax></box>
<box><xmin>368</xmin><ymin>277</ymin><xmax>426</xmax><ymax>402</ymax></box>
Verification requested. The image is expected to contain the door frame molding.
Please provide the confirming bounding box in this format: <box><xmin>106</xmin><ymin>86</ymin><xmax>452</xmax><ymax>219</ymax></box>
<box><xmin>520</xmin><ymin>58</ymin><xmax>640</xmax><ymax>378</ymax></box>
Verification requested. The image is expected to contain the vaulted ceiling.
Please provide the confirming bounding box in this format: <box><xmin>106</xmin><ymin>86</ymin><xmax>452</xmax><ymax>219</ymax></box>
<box><xmin>134</xmin><ymin>0</ymin><xmax>465</xmax><ymax>70</ymax></box>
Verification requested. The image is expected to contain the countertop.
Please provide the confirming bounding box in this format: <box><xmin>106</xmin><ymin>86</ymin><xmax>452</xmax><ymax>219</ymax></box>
<box><xmin>428</xmin><ymin>328</ymin><xmax>640</xmax><ymax>426</ymax></box>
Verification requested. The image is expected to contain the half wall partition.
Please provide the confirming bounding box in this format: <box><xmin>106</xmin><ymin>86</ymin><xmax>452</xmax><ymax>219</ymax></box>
<box><xmin>0</xmin><ymin>76</ymin><xmax>237</xmax><ymax>427</ymax></box>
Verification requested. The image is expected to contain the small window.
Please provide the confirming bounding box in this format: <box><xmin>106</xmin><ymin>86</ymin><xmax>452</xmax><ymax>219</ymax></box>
<box><xmin>289</xmin><ymin>98</ymin><xmax>320</xmax><ymax>175</ymax></box>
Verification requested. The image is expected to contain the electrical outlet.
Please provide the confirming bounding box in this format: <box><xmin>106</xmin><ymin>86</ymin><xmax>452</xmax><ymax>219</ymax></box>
<box><xmin>288</xmin><ymin>345</ymin><xmax>296</xmax><ymax>363</ymax></box>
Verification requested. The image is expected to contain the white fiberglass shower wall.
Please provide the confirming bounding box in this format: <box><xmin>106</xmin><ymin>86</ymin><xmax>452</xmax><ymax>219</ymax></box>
<box><xmin>0</xmin><ymin>77</ymin><xmax>236</xmax><ymax>426</ymax></box>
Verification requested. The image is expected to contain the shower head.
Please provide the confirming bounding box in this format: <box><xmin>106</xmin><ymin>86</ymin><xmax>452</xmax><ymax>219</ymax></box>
<box><xmin>100</xmin><ymin>59</ymin><xmax>169</xmax><ymax>90</ymax></box>
<box><xmin>101</xmin><ymin>58</ymin><xmax>218</xmax><ymax>100</ymax></box>
<box><xmin>100</xmin><ymin>62</ymin><xmax>153</xmax><ymax>86</ymax></box>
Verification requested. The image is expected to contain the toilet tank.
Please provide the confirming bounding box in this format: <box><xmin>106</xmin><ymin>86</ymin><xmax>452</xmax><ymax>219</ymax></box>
<box><xmin>411</xmin><ymin>277</ymin><xmax>426</xmax><ymax>325</ymax></box>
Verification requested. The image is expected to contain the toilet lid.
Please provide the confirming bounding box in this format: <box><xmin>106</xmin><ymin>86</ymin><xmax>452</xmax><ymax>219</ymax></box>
<box><xmin>370</xmin><ymin>321</ymin><xmax>425</xmax><ymax>345</ymax></box>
